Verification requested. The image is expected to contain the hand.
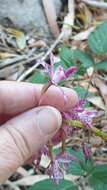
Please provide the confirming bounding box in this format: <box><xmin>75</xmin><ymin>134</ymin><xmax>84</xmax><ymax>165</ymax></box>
<box><xmin>0</xmin><ymin>81</ymin><xmax>78</xmax><ymax>183</ymax></box>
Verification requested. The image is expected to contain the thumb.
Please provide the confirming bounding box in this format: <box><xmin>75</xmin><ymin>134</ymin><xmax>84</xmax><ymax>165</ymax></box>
<box><xmin>0</xmin><ymin>106</ymin><xmax>62</xmax><ymax>183</ymax></box>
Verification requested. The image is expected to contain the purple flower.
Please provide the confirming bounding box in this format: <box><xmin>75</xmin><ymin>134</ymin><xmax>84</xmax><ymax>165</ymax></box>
<box><xmin>47</xmin><ymin>160</ymin><xmax>64</xmax><ymax>185</ymax></box>
<box><xmin>52</xmin><ymin>66</ymin><xmax>77</xmax><ymax>85</ymax></box>
<box><xmin>78</xmin><ymin>110</ymin><xmax>97</xmax><ymax>128</ymax></box>
<box><xmin>40</xmin><ymin>54</ymin><xmax>77</xmax><ymax>85</ymax></box>
<box><xmin>57</xmin><ymin>152</ymin><xmax>77</xmax><ymax>170</ymax></box>
<box><xmin>63</xmin><ymin>100</ymin><xmax>97</xmax><ymax>128</ymax></box>
<box><xmin>47</xmin><ymin>152</ymin><xmax>77</xmax><ymax>184</ymax></box>
<box><xmin>83</xmin><ymin>143</ymin><xmax>92</xmax><ymax>161</ymax></box>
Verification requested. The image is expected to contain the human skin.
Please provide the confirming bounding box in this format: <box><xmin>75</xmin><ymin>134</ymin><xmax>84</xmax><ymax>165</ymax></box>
<box><xmin>0</xmin><ymin>81</ymin><xmax>78</xmax><ymax>183</ymax></box>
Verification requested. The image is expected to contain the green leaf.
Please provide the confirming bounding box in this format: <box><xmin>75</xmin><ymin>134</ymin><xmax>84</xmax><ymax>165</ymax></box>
<box><xmin>68</xmin><ymin>161</ymin><xmax>85</xmax><ymax>176</ymax></box>
<box><xmin>72</xmin><ymin>50</ymin><xmax>94</xmax><ymax>68</ymax></box>
<box><xmin>88</xmin><ymin>22</ymin><xmax>107</xmax><ymax>55</ymax></box>
<box><xmin>95</xmin><ymin>60</ymin><xmax>107</xmax><ymax>71</ymax></box>
<box><xmin>88</xmin><ymin>164</ymin><xmax>107</xmax><ymax>190</ymax></box>
<box><xmin>29</xmin><ymin>70</ymin><xmax>49</xmax><ymax>84</ymax></box>
<box><xmin>54</xmin><ymin>147</ymin><xmax>93</xmax><ymax>176</ymax></box>
<box><xmin>74</xmin><ymin>86</ymin><xmax>94</xmax><ymax>99</ymax></box>
<box><xmin>59</xmin><ymin>47</ymin><xmax>75</xmax><ymax>68</ymax></box>
<box><xmin>66</xmin><ymin>148</ymin><xmax>93</xmax><ymax>176</ymax></box>
<box><xmin>59</xmin><ymin>48</ymin><xmax>94</xmax><ymax>75</ymax></box>
<box><xmin>28</xmin><ymin>179</ymin><xmax>78</xmax><ymax>190</ymax></box>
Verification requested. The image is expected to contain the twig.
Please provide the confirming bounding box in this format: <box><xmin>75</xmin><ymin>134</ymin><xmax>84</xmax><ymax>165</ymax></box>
<box><xmin>62</xmin><ymin>0</ymin><xmax>75</xmax><ymax>40</ymax></box>
<box><xmin>82</xmin><ymin>0</ymin><xmax>107</xmax><ymax>9</ymax></box>
<box><xmin>17</xmin><ymin>53</ymin><xmax>44</xmax><ymax>81</ymax></box>
<box><xmin>17</xmin><ymin>33</ymin><xmax>63</xmax><ymax>82</ymax></box>
<box><xmin>43</xmin><ymin>0</ymin><xmax>60</xmax><ymax>38</ymax></box>
<box><xmin>43</xmin><ymin>32</ymin><xmax>63</xmax><ymax>60</ymax></box>
<box><xmin>0</xmin><ymin>55</ymin><xmax>27</xmax><ymax>68</ymax></box>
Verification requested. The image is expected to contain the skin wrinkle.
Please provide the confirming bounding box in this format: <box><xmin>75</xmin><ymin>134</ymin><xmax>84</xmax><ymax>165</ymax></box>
<box><xmin>7</xmin><ymin>126</ymin><xmax>31</xmax><ymax>162</ymax></box>
<box><xmin>0</xmin><ymin>127</ymin><xmax>23</xmax><ymax>163</ymax></box>
<box><xmin>5</xmin><ymin>126</ymin><xmax>29</xmax><ymax>163</ymax></box>
<box><xmin>0</xmin><ymin>128</ymin><xmax>23</xmax><ymax>182</ymax></box>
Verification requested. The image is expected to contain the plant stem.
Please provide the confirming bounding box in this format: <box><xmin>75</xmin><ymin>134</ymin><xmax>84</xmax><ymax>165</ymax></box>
<box><xmin>64</xmin><ymin>120</ymin><xmax>107</xmax><ymax>141</ymax></box>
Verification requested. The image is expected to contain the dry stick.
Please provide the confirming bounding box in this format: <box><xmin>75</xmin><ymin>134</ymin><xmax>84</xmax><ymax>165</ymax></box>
<box><xmin>0</xmin><ymin>55</ymin><xmax>27</xmax><ymax>68</ymax></box>
<box><xmin>17</xmin><ymin>53</ymin><xmax>44</xmax><ymax>82</ymax></box>
<box><xmin>17</xmin><ymin>33</ymin><xmax>64</xmax><ymax>82</ymax></box>
<box><xmin>62</xmin><ymin>0</ymin><xmax>75</xmax><ymax>40</ymax></box>
<box><xmin>82</xmin><ymin>0</ymin><xmax>107</xmax><ymax>9</ymax></box>
<box><xmin>43</xmin><ymin>0</ymin><xmax>60</xmax><ymax>38</ymax></box>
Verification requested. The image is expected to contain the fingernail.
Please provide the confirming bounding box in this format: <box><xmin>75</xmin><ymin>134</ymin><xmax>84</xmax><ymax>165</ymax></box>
<box><xmin>36</xmin><ymin>106</ymin><xmax>62</xmax><ymax>137</ymax></box>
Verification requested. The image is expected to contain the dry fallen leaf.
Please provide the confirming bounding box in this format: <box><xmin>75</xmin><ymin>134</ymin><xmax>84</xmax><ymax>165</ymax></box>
<box><xmin>0</xmin><ymin>52</ymin><xmax>17</xmax><ymax>59</ymax></box>
<box><xmin>72</xmin><ymin>27</ymin><xmax>94</xmax><ymax>41</ymax></box>
<box><xmin>28</xmin><ymin>40</ymin><xmax>46</xmax><ymax>48</ymax></box>
<box><xmin>6</xmin><ymin>28</ymin><xmax>26</xmax><ymax>50</ymax></box>
<box><xmin>77</xmin><ymin>4</ymin><xmax>92</xmax><ymax>29</ymax></box>
<box><xmin>94</xmin><ymin>78</ymin><xmax>107</xmax><ymax>107</ymax></box>
<box><xmin>87</xmin><ymin>96</ymin><xmax>105</xmax><ymax>110</ymax></box>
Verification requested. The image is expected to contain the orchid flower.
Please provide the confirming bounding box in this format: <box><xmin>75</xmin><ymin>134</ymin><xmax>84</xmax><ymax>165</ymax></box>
<box><xmin>41</xmin><ymin>54</ymin><xmax>77</xmax><ymax>85</ymax></box>
<box><xmin>47</xmin><ymin>152</ymin><xmax>77</xmax><ymax>184</ymax></box>
<box><xmin>47</xmin><ymin>160</ymin><xmax>64</xmax><ymax>185</ymax></box>
<box><xmin>63</xmin><ymin>100</ymin><xmax>97</xmax><ymax>129</ymax></box>
<box><xmin>56</xmin><ymin>152</ymin><xmax>77</xmax><ymax>170</ymax></box>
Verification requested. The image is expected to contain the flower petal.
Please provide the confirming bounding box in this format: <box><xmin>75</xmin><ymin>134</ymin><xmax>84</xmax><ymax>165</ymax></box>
<box><xmin>52</xmin><ymin>66</ymin><xmax>66</xmax><ymax>84</ymax></box>
<box><xmin>65</xmin><ymin>66</ymin><xmax>77</xmax><ymax>78</ymax></box>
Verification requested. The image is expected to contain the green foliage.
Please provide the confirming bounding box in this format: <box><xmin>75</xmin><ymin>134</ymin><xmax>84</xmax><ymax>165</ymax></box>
<box><xmin>54</xmin><ymin>147</ymin><xmax>93</xmax><ymax>177</ymax></box>
<box><xmin>59</xmin><ymin>47</ymin><xmax>75</xmax><ymax>68</ymax></box>
<box><xmin>95</xmin><ymin>60</ymin><xmax>107</xmax><ymax>71</ymax></box>
<box><xmin>74</xmin><ymin>86</ymin><xmax>94</xmax><ymax>99</ymax></box>
<box><xmin>88</xmin><ymin>164</ymin><xmax>107</xmax><ymax>190</ymax></box>
<box><xmin>60</xmin><ymin>47</ymin><xmax>94</xmax><ymax>76</ymax></box>
<box><xmin>72</xmin><ymin>49</ymin><xmax>94</xmax><ymax>68</ymax></box>
<box><xmin>30</xmin><ymin>70</ymin><xmax>49</xmax><ymax>84</ymax></box>
<box><xmin>67</xmin><ymin>148</ymin><xmax>93</xmax><ymax>175</ymax></box>
<box><xmin>28</xmin><ymin>179</ymin><xmax>78</xmax><ymax>190</ymax></box>
<box><xmin>68</xmin><ymin>160</ymin><xmax>85</xmax><ymax>176</ymax></box>
<box><xmin>88</xmin><ymin>22</ymin><xmax>107</xmax><ymax>55</ymax></box>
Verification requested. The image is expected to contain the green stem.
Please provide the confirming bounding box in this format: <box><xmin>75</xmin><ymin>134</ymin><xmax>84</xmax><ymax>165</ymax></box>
<box><xmin>64</xmin><ymin>120</ymin><xmax>107</xmax><ymax>141</ymax></box>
